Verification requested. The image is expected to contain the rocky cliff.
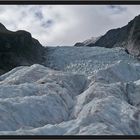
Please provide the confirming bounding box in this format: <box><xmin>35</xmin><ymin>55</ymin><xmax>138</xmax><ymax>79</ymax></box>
<box><xmin>0</xmin><ymin>23</ymin><xmax>45</xmax><ymax>74</ymax></box>
<box><xmin>94</xmin><ymin>15</ymin><xmax>140</xmax><ymax>56</ymax></box>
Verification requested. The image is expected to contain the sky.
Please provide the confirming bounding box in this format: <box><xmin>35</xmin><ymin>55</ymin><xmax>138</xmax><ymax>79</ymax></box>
<box><xmin>0</xmin><ymin>5</ymin><xmax>140</xmax><ymax>46</ymax></box>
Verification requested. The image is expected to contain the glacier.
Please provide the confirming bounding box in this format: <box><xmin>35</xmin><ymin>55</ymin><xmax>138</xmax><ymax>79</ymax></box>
<box><xmin>0</xmin><ymin>46</ymin><xmax>140</xmax><ymax>135</ymax></box>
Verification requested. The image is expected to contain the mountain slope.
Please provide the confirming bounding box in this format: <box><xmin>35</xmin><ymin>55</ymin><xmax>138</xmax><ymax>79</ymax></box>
<box><xmin>0</xmin><ymin>23</ymin><xmax>45</xmax><ymax>74</ymax></box>
<box><xmin>94</xmin><ymin>15</ymin><xmax>140</xmax><ymax>56</ymax></box>
<box><xmin>75</xmin><ymin>15</ymin><xmax>140</xmax><ymax>57</ymax></box>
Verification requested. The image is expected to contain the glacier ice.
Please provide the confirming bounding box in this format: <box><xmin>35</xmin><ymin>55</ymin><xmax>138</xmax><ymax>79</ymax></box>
<box><xmin>0</xmin><ymin>47</ymin><xmax>140</xmax><ymax>135</ymax></box>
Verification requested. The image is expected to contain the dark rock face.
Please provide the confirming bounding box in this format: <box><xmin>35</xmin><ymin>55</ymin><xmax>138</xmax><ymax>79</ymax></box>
<box><xmin>0</xmin><ymin>23</ymin><xmax>45</xmax><ymax>74</ymax></box>
<box><xmin>74</xmin><ymin>42</ymin><xmax>85</xmax><ymax>46</ymax></box>
<box><xmin>93</xmin><ymin>15</ymin><xmax>140</xmax><ymax>56</ymax></box>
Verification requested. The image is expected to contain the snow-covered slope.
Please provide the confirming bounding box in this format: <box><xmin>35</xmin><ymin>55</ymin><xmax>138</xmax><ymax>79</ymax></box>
<box><xmin>0</xmin><ymin>46</ymin><xmax>140</xmax><ymax>135</ymax></box>
<box><xmin>82</xmin><ymin>36</ymin><xmax>101</xmax><ymax>46</ymax></box>
<box><xmin>75</xmin><ymin>36</ymin><xmax>101</xmax><ymax>46</ymax></box>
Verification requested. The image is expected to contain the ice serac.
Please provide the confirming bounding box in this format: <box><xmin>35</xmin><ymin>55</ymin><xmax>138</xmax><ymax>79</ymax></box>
<box><xmin>0</xmin><ymin>64</ymin><xmax>87</xmax><ymax>132</ymax></box>
<box><xmin>0</xmin><ymin>46</ymin><xmax>140</xmax><ymax>135</ymax></box>
<box><xmin>0</xmin><ymin>23</ymin><xmax>45</xmax><ymax>75</ymax></box>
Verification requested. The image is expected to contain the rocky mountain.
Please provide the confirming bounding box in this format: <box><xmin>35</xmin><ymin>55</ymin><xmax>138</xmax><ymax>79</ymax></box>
<box><xmin>75</xmin><ymin>15</ymin><xmax>140</xmax><ymax>57</ymax></box>
<box><xmin>0</xmin><ymin>23</ymin><xmax>45</xmax><ymax>75</ymax></box>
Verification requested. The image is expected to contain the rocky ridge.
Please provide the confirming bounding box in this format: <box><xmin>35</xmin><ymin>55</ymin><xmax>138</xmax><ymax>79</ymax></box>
<box><xmin>75</xmin><ymin>15</ymin><xmax>140</xmax><ymax>57</ymax></box>
<box><xmin>0</xmin><ymin>23</ymin><xmax>45</xmax><ymax>75</ymax></box>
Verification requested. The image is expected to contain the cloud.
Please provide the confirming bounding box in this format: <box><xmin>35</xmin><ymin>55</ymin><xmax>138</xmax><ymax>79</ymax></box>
<box><xmin>0</xmin><ymin>5</ymin><xmax>139</xmax><ymax>46</ymax></box>
<box><xmin>107</xmin><ymin>5</ymin><xmax>127</xmax><ymax>13</ymax></box>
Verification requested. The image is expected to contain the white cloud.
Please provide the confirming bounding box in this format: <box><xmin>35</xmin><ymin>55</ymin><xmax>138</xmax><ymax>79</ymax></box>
<box><xmin>0</xmin><ymin>5</ymin><xmax>139</xmax><ymax>46</ymax></box>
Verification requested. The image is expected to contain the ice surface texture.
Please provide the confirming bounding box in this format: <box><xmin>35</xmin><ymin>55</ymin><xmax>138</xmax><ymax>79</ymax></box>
<box><xmin>0</xmin><ymin>47</ymin><xmax>140</xmax><ymax>135</ymax></box>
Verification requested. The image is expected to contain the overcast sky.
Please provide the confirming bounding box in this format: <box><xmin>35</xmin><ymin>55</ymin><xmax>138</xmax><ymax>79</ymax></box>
<box><xmin>0</xmin><ymin>5</ymin><xmax>140</xmax><ymax>46</ymax></box>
